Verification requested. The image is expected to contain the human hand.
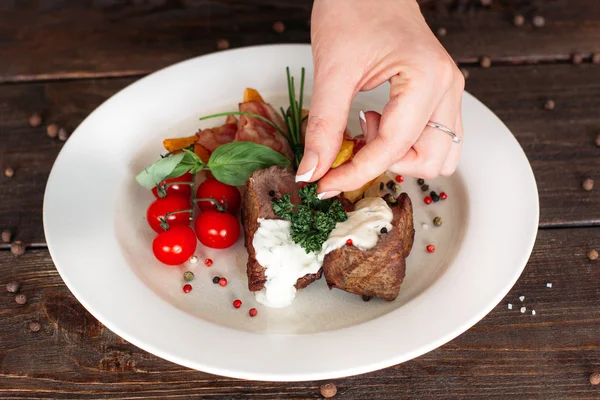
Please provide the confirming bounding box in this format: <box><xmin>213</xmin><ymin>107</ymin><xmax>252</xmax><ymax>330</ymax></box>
<box><xmin>296</xmin><ymin>0</ymin><xmax>465</xmax><ymax>199</ymax></box>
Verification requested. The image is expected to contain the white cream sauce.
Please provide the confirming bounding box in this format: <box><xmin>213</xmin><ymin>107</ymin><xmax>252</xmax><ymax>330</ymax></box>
<box><xmin>253</xmin><ymin>197</ymin><xmax>393</xmax><ymax>308</ymax></box>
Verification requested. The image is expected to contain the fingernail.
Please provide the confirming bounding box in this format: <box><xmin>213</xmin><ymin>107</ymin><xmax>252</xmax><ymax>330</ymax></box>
<box><xmin>295</xmin><ymin>149</ymin><xmax>318</xmax><ymax>182</ymax></box>
<box><xmin>317</xmin><ymin>190</ymin><xmax>342</xmax><ymax>200</ymax></box>
<box><xmin>359</xmin><ymin>110</ymin><xmax>367</xmax><ymax>136</ymax></box>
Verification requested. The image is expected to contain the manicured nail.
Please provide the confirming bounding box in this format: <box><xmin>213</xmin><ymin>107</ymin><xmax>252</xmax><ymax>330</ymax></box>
<box><xmin>317</xmin><ymin>190</ymin><xmax>341</xmax><ymax>200</ymax></box>
<box><xmin>359</xmin><ymin>110</ymin><xmax>367</xmax><ymax>136</ymax></box>
<box><xmin>295</xmin><ymin>149</ymin><xmax>318</xmax><ymax>182</ymax></box>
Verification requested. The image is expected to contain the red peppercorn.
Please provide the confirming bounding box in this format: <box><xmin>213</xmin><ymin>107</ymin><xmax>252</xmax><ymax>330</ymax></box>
<box><xmin>440</xmin><ymin>192</ymin><xmax>448</xmax><ymax>200</ymax></box>
<box><xmin>218</xmin><ymin>278</ymin><xmax>227</xmax><ymax>287</ymax></box>
<box><xmin>233</xmin><ymin>299</ymin><xmax>242</xmax><ymax>309</ymax></box>
<box><xmin>346</xmin><ymin>238</ymin><xmax>353</xmax><ymax>245</ymax></box>
<box><xmin>426</xmin><ymin>244</ymin><xmax>435</xmax><ymax>253</ymax></box>
<box><xmin>183</xmin><ymin>284</ymin><xmax>193</xmax><ymax>293</ymax></box>
<box><xmin>395</xmin><ymin>175</ymin><xmax>404</xmax><ymax>183</ymax></box>
<box><xmin>249</xmin><ymin>308</ymin><xmax>258</xmax><ymax>317</ymax></box>
<box><xmin>424</xmin><ymin>196</ymin><xmax>433</xmax><ymax>205</ymax></box>
<box><xmin>301</xmin><ymin>182</ymin><xmax>308</xmax><ymax>188</ymax></box>
<box><xmin>204</xmin><ymin>258</ymin><xmax>213</xmax><ymax>267</ymax></box>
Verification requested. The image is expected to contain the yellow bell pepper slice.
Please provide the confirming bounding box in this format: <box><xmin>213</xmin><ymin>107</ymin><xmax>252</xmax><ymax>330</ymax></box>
<box><xmin>331</xmin><ymin>139</ymin><xmax>355</xmax><ymax>168</ymax></box>
<box><xmin>163</xmin><ymin>135</ymin><xmax>197</xmax><ymax>153</ymax></box>
<box><xmin>343</xmin><ymin>178</ymin><xmax>377</xmax><ymax>203</ymax></box>
<box><xmin>243</xmin><ymin>88</ymin><xmax>264</xmax><ymax>103</ymax></box>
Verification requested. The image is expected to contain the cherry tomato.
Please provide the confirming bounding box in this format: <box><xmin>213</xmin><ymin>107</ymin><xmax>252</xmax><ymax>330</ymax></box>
<box><xmin>152</xmin><ymin>172</ymin><xmax>194</xmax><ymax>198</ymax></box>
<box><xmin>146</xmin><ymin>194</ymin><xmax>191</xmax><ymax>233</ymax></box>
<box><xmin>196</xmin><ymin>178</ymin><xmax>241</xmax><ymax>214</ymax></box>
<box><xmin>152</xmin><ymin>225</ymin><xmax>197</xmax><ymax>265</ymax></box>
<box><xmin>194</xmin><ymin>210</ymin><xmax>240</xmax><ymax>249</ymax></box>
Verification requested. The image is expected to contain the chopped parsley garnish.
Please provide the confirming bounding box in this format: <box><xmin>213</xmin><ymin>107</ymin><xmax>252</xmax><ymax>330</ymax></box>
<box><xmin>273</xmin><ymin>183</ymin><xmax>348</xmax><ymax>253</ymax></box>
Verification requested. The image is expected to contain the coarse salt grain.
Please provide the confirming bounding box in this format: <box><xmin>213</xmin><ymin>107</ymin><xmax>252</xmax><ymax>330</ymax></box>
<box><xmin>546</xmin><ymin>282</ymin><xmax>552</xmax><ymax>288</ymax></box>
<box><xmin>508</xmin><ymin>303</ymin><xmax>513</xmax><ymax>310</ymax></box>
<box><xmin>520</xmin><ymin>307</ymin><xmax>526</xmax><ymax>313</ymax></box>
<box><xmin>519</xmin><ymin>296</ymin><xmax>525</xmax><ymax>302</ymax></box>
<box><xmin>189</xmin><ymin>255</ymin><xmax>198</xmax><ymax>264</ymax></box>
<box><xmin>532</xmin><ymin>310</ymin><xmax>536</xmax><ymax>315</ymax></box>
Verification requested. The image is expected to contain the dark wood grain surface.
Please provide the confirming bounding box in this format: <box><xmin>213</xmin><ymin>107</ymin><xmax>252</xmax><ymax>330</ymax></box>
<box><xmin>2</xmin><ymin>228</ymin><xmax>599</xmax><ymax>399</ymax></box>
<box><xmin>1</xmin><ymin>0</ymin><xmax>600</xmax><ymax>398</ymax></box>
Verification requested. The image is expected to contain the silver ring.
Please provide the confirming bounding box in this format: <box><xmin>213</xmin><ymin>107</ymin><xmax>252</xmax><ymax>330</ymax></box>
<box><xmin>426</xmin><ymin>122</ymin><xmax>462</xmax><ymax>144</ymax></box>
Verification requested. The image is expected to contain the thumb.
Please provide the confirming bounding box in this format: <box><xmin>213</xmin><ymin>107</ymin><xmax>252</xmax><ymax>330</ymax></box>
<box><xmin>295</xmin><ymin>66</ymin><xmax>355</xmax><ymax>183</ymax></box>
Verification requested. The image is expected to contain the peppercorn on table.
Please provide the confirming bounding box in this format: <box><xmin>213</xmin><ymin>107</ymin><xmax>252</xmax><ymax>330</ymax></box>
<box><xmin>1</xmin><ymin>0</ymin><xmax>600</xmax><ymax>398</ymax></box>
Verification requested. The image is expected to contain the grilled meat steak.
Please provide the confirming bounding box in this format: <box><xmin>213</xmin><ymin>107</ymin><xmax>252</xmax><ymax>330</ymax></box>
<box><xmin>242</xmin><ymin>166</ymin><xmax>322</xmax><ymax>291</ymax></box>
<box><xmin>322</xmin><ymin>193</ymin><xmax>414</xmax><ymax>301</ymax></box>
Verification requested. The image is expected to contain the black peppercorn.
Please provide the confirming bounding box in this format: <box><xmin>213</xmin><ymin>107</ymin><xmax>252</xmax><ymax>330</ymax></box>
<box><xmin>386</xmin><ymin>180</ymin><xmax>395</xmax><ymax>190</ymax></box>
<box><xmin>362</xmin><ymin>295</ymin><xmax>371</xmax><ymax>302</ymax></box>
<box><xmin>380</xmin><ymin>227</ymin><xmax>388</xmax><ymax>234</ymax></box>
<box><xmin>421</xmin><ymin>184</ymin><xmax>429</xmax><ymax>192</ymax></box>
<box><xmin>268</xmin><ymin>190</ymin><xmax>275</xmax><ymax>197</ymax></box>
<box><xmin>379</xmin><ymin>182</ymin><xmax>384</xmax><ymax>190</ymax></box>
<box><xmin>417</xmin><ymin>178</ymin><xmax>425</xmax><ymax>185</ymax></box>
<box><xmin>212</xmin><ymin>276</ymin><xmax>220</xmax><ymax>284</ymax></box>
<box><xmin>432</xmin><ymin>194</ymin><xmax>440</xmax><ymax>202</ymax></box>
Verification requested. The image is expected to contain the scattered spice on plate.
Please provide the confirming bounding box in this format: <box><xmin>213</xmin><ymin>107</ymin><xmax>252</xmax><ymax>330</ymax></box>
<box><xmin>189</xmin><ymin>255</ymin><xmax>198</xmax><ymax>264</ymax></box>
<box><xmin>379</xmin><ymin>182</ymin><xmax>384</xmax><ymax>191</ymax></box>
<box><xmin>480</xmin><ymin>56</ymin><xmax>492</xmax><ymax>68</ymax></box>
<box><xmin>11</xmin><ymin>241</ymin><xmax>25</xmax><ymax>256</ymax></box>
<box><xmin>268</xmin><ymin>189</ymin><xmax>276</xmax><ymax>197</ymax></box>
<box><xmin>433</xmin><ymin>216</ymin><xmax>443</xmax><ymax>227</ymax></box>
<box><xmin>571</xmin><ymin>53</ymin><xmax>584</xmax><ymax>65</ymax></box>
<box><xmin>582</xmin><ymin>177</ymin><xmax>594</xmax><ymax>191</ymax></box>
<box><xmin>513</xmin><ymin>14</ymin><xmax>525</xmax><ymax>27</ymax></box>
<box><xmin>588</xmin><ymin>249</ymin><xmax>599</xmax><ymax>261</ymax></box>
<box><xmin>362</xmin><ymin>295</ymin><xmax>371</xmax><ymax>302</ymax></box>
<box><xmin>440</xmin><ymin>192</ymin><xmax>448</xmax><ymax>200</ymax></box>
<box><xmin>546</xmin><ymin>282</ymin><xmax>553</xmax><ymax>288</ymax></box>
<box><xmin>28</xmin><ymin>112</ymin><xmax>42</xmax><ymax>127</ymax></box>
<box><xmin>386</xmin><ymin>180</ymin><xmax>395</xmax><ymax>190</ymax></box>
<box><xmin>233</xmin><ymin>299</ymin><xmax>242</xmax><ymax>308</ymax></box>
<box><xmin>2</xmin><ymin>230</ymin><xmax>11</xmax><ymax>243</ymax></box>
<box><xmin>4</xmin><ymin>167</ymin><xmax>14</xmax><ymax>178</ymax></box>
<box><xmin>507</xmin><ymin>303</ymin><xmax>513</xmax><ymax>310</ymax></box>
<box><xmin>426</xmin><ymin>244</ymin><xmax>435</xmax><ymax>253</ymax></box>
<box><xmin>424</xmin><ymin>196</ymin><xmax>433</xmax><ymax>205</ymax></box>
<box><xmin>212</xmin><ymin>276</ymin><xmax>221</xmax><ymax>284</ymax></box>
<box><xmin>47</xmin><ymin>124</ymin><xmax>59</xmax><ymax>138</ymax></box>
<box><xmin>589</xmin><ymin>372</ymin><xmax>600</xmax><ymax>385</ymax></box>
<box><xmin>15</xmin><ymin>294</ymin><xmax>27</xmax><ymax>305</ymax></box>
<box><xmin>183</xmin><ymin>271</ymin><xmax>194</xmax><ymax>282</ymax></box>
<box><xmin>320</xmin><ymin>383</ymin><xmax>337</xmax><ymax>398</ymax></box>
<box><xmin>532</xmin><ymin>15</ymin><xmax>545</xmax><ymax>28</ymax></box>
<box><xmin>204</xmin><ymin>258</ymin><xmax>213</xmax><ymax>267</ymax></box>
<box><xmin>380</xmin><ymin>227</ymin><xmax>388</xmax><ymax>234</ymax></box>
<box><xmin>417</xmin><ymin>178</ymin><xmax>425</xmax><ymax>185</ymax></box>
<box><xmin>183</xmin><ymin>284</ymin><xmax>192</xmax><ymax>293</ymax></box>
<box><xmin>436</xmin><ymin>27</ymin><xmax>447</xmax><ymax>37</ymax></box>
<box><xmin>520</xmin><ymin>306</ymin><xmax>526</xmax><ymax>313</ymax></box>
<box><xmin>395</xmin><ymin>175</ymin><xmax>404</xmax><ymax>183</ymax></box>
<box><xmin>592</xmin><ymin>53</ymin><xmax>600</xmax><ymax>65</ymax></box>
<box><xmin>29</xmin><ymin>321</ymin><xmax>41</xmax><ymax>332</ymax></box>
<box><xmin>58</xmin><ymin>127</ymin><xmax>69</xmax><ymax>141</ymax></box>
<box><xmin>531</xmin><ymin>310</ymin><xmax>536</xmax><ymax>316</ymax></box>
<box><xmin>218</xmin><ymin>277</ymin><xmax>228</xmax><ymax>287</ymax></box>
<box><xmin>6</xmin><ymin>281</ymin><xmax>20</xmax><ymax>293</ymax></box>
<box><xmin>421</xmin><ymin>184</ymin><xmax>429</xmax><ymax>192</ymax></box>
<box><xmin>519</xmin><ymin>295</ymin><xmax>525</xmax><ymax>302</ymax></box>
<box><xmin>430</xmin><ymin>191</ymin><xmax>440</xmax><ymax>202</ymax></box>
<box><xmin>544</xmin><ymin>99</ymin><xmax>555</xmax><ymax>110</ymax></box>
<box><xmin>249</xmin><ymin>308</ymin><xmax>258</xmax><ymax>317</ymax></box>
<box><xmin>272</xmin><ymin>21</ymin><xmax>285</xmax><ymax>33</ymax></box>
<box><xmin>346</xmin><ymin>239</ymin><xmax>353</xmax><ymax>246</ymax></box>
<box><xmin>422</xmin><ymin>223</ymin><xmax>429</xmax><ymax>230</ymax></box>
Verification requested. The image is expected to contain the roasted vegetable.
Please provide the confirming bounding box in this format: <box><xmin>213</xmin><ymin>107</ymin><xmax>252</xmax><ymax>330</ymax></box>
<box><xmin>331</xmin><ymin>139</ymin><xmax>355</xmax><ymax>168</ymax></box>
<box><xmin>243</xmin><ymin>88</ymin><xmax>264</xmax><ymax>103</ymax></box>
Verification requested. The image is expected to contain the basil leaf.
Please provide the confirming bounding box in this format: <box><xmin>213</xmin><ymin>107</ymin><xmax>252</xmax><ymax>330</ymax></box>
<box><xmin>207</xmin><ymin>142</ymin><xmax>290</xmax><ymax>186</ymax></box>
<box><xmin>182</xmin><ymin>149</ymin><xmax>205</xmax><ymax>174</ymax></box>
<box><xmin>136</xmin><ymin>153</ymin><xmax>186</xmax><ymax>189</ymax></box>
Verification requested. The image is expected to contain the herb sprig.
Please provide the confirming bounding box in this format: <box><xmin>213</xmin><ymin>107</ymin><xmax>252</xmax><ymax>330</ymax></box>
<box><xmin>273</xmin><ymin>183</ymin><xmax>348</xmax><ymax>254</ymax></box>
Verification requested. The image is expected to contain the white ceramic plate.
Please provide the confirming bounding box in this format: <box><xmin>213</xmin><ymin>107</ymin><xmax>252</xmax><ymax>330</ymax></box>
<box><xmin>44</xmin><ymin>44</ymin><xmax>539</xmax><ymax>381</ymax></box>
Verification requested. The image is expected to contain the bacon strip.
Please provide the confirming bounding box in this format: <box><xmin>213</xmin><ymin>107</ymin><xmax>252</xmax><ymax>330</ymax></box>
<box><xmin>195</xmin><ymin>115</ymin><xmax>238</xmax><ymax>152</ymax></box>
<box><xmin>235</xmin><ymin>101</ymin><xmax>293</xmax><ymax>160</ymax></box>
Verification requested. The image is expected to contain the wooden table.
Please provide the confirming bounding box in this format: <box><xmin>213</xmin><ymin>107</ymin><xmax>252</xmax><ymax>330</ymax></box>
<box><xmin>1</xmin><ymin>1</ymin><xmax>599</xmax><ymax>398</ymax></box>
